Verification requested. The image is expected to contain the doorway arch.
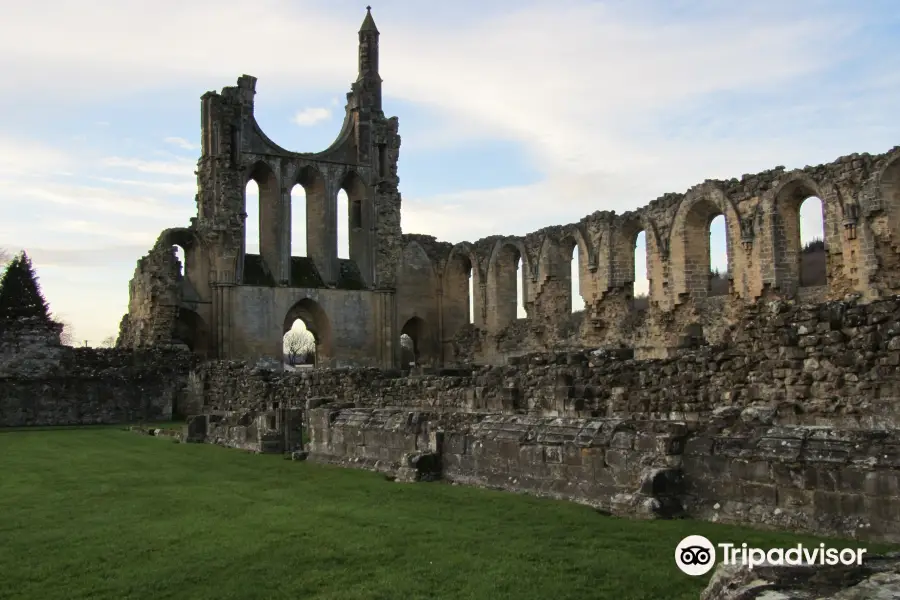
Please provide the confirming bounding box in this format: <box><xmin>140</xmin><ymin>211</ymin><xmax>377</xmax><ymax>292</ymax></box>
<box><xmin>283</xmin><ymin>298</ymin><xmax>333</xmax><ymax>366</ymax></box>
<box><xmin>400</xmin><ymin>316</ymin><xmax>437</xmax><ymax>368</ymax></box>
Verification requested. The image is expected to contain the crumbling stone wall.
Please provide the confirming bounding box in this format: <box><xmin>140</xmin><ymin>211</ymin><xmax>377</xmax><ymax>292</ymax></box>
<box><xmin>185</xmin><ymin>407</ymin><xmax>302</xmax><ymax>453</ymax></box>
<box><xmin>440</xmin><ymin>415</ymin><xmax>686</xmax><ymax>518</ymax></box>
<box><xmin>182</xmin><ymin>295</ymin><xmax>900</xmax><ymax>542</ymax></box>
<box><xmin>112</xmin><ymin>10</ymin><xmax>900</xmax><ymax>370</ymax></box>
<box><xmin>189</xmin><ymin>296</ymin><xmax>900</xmax><ymax>430</ymax></box>
<box><xmin>118</xmin><ymin>10</ymin><xmax>405</xmax><ymax>367</ymax></box>
<box><xmin>302</xmin><ymin>407</ymin><xmax>900</xmax><ymax>542</ymax></box>
<box><xmin>435</xmin><ymin>147</ymin><xmax>900</xmax><ymax>365</ymax></box>
<box><xmin>682</xmin><ymin>420</ymin><xmax>900</xmax><ymax>542</ymax></box>
<box><xmin>0</xmin><ymin>320</ymin><xmax>194</xmax><ymax>427</ymax></box>
<box><xmin>305</xmin><ymin>408</ymin><xmax>442</xmax><ymax>476</ymax></box>
<box><xmin>117</xmin><ymin>230</ymin><xmax>195</xmax><ymax>350</ymax></box>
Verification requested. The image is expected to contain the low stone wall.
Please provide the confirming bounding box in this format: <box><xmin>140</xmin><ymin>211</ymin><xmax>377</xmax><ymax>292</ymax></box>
<box><xmin>304</xmin><ymin>406</ymin><xmax>900</xmax><ymax>543</ymax></box>
<box><xmin>683</xmin><ymin>420</ymin><xmax>900</xmax><ymax>543</ymax></box>
<box><xmin>185</xmin><ymin>408</ymin><xmax>303</xmax><ymax>453</ymax></box>
<box><xmin>440</xmin><ymin>415</ymin><xmax>685</xmax><ymax>517</ymax></box>
<box><xmin>305</xmin><ymin>408</ymin><xmax>441</xmax><ymax>476</ymax></box>
<box><xmin>0</xmin><ymin>321</ymin><xmax>195</xmax><ymax>427</ymax></box>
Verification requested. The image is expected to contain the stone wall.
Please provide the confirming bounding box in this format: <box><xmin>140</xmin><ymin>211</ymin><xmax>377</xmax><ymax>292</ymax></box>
<box><xmin>439</xmin><ymin>414</ymin><xmax>686</xmax><ymax>518</ymax></box>
<box><xmin>305</xmin><ymin>408</ymin><xmax>441</xmax><ymax>476</ymax></box>
<box><xmin>113</xmin><ymin>10</ymin><xmax>900</xmax><ymax>369</ymax></box>
<box><xmin>427</xmin><ymin>146</ymin><xmax>900</xmax><ymax>366</ymax></box>
<box><xmin>180</xmin><ymin>295</ymin><xmax>900</xmax><ymax>543</ymax></box>
<box><xmin>302</xmin><ymin>408</ymin><xmax>900</xmax><ymax>543</ymax></box>
<box><xmin>0</xmin><ymin>320</ymin><xmax>195</xmax><ymax>427</ymax></box>
<box><xmin>185</xmin><ymin>408</ymin><xmax>303</xmax><ymax>453</ymax></box>
<box><xmin>682</xmin><ymin>421</ymin><xmax>900</xmax><ymax>542</ymax></box>
<box><xmin>188</xmin><ymin>296</ymin><xmax>900</xmax><ymax>429</ymax></box>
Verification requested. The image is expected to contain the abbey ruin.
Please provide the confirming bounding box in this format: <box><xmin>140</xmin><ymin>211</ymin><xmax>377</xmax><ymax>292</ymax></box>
<box><xmin>114</xmin><ymin>5</ymin><xmax>900</xmax><ymax>368</ymax></box>
<box><xmin>3</xmin><ymin>13</ymin><xmax>899</xmax><ymax>591</ymax></box>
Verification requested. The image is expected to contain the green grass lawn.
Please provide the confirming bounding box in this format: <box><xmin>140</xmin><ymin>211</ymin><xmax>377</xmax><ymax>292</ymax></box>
<box><xmin>0</xmin><ymin>428</ymin><xmax>888</xmax><ymax>600</ymax></box>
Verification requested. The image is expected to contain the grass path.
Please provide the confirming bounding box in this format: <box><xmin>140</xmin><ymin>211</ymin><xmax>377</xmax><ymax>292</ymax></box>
<box><xmin>0</xmin><ymin>428</ymin><xmax>884</xmax><ymax>600</ymax></box>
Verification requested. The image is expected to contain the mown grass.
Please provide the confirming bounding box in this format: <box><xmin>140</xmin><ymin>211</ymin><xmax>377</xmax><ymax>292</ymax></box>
<box><xmin>0</xmin><ymin>428</ymin><xmax>888</xmax><ymax>600</ymax></box>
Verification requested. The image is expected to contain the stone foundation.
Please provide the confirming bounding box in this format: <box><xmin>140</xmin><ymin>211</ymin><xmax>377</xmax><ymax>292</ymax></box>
<box><xmin>185</xmin><ymin>408</ymin><xmax>303</xmax><ymax>453</ymax></box>
<box><xmin>301</xmin><ymin>407</ymin><xmax>900</xmax><ymax>543</ymax></box>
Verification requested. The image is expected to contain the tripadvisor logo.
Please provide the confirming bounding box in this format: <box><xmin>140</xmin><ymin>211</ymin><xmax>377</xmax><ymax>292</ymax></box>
<box><xmin>675</xmin><ymin>535</ymin><xmax>716</xmax><ymax>576</ymax></box>
<box><xmin>675</xmin><ymin>535</ymin><xmax>867</xmax><ymax>576</ymax></box>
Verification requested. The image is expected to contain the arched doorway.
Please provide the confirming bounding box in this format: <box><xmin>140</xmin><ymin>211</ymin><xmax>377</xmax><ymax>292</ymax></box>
<box><xmin>283</xmin><ymin>298</ymin><xmax>333</xmax><ymax>367</ymax></box>
<box><xmin>400</xmin><ymin>317</ymin><xmax>434</xmax><ymax>368</ymax></box>
<box><xmin>172</xmin><ymin>308</ymin><xmax>209</xmax><ymax>359</ymax></box>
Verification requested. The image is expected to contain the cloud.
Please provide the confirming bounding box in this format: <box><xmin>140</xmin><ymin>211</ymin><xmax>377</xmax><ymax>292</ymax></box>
<box><xmin>292</xmin><ymin>107</ymin><xmax>332</xmax><ymax>126</ymax></box>
<box><xmin>44</xmin><ymin>220</ymin><xmax>160</xmax><ymax>246</ymax></box>
<box><xmin>22</xmin><ymin>244</ymin><xmax>150</xmax><ymax>268</ymax></box>
<box><xmin>164</xmin><ymin>136</ymin><xmax>198</xmax><ymax>151</ymax></box>
<box><xmin>89</xmin><ymin>176</ymin><xmax>196</xmax><ymax>195</ymax></box>
<box><xmin>0</xmin><ymin>137</ymin><xmax>75</xmax><ymax>176</ymax></box>
<box><xmin>0</xmin><ymin>178</ymin><xmax>189</xmax><ymax>222</ymax></box>
<box><xmin>100</xmin><ymin>156</ymin><xmax>195</xmax><ymax>177</ymax></box>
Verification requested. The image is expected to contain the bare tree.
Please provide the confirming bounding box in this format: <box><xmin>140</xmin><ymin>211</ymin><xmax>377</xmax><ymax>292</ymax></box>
<box><xmin>400</xmin><ymin>333</ymin><xmax>415</xmax><ymax>367</ymax></box>
<box><xmin>100</xmin><ymin>335</ymin><xmax>116</xmax><ymax>348</ymax></box>
<box><xmin>283</xmin><ymin>329</ymin><xmax>315</xmax><ymax>365</ymax></box>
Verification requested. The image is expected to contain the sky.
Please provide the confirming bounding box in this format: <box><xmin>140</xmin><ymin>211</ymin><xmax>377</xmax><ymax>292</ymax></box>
<box><xmin>1</xmin><ymin>0</ymin><xmax>898</xmax><ymax>345</ymax></box>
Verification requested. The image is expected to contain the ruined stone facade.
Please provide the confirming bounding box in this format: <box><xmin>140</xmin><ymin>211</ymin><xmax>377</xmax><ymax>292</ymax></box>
<box><xmin>119</xmin><ymin>8</ymin><xmax>402</xmax><ymax>367</ymax></box>
<box><xmin>118</xmin><ymin>9</ymin><xmax>900</xmax><ymax>370</ymax></box>
<box><xmin>0</xmin><ymin>319</ymin><xmax>193</xmax><ymax>427</ymax></box>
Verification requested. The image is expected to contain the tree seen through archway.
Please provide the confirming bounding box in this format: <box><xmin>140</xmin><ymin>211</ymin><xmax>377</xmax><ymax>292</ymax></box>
<box><xmin>283</xmin><ymin>318</ymin><xmax>316</xmax><ymax>367</ymax></box>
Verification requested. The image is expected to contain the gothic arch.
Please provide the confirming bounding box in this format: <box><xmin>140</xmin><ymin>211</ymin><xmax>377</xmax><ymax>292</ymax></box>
<box><xmin>283</xmin><ymin>298</ymin><xmax>333</xmax><ymax>366</ymax></box>
<box><xmin>770</xmin><ymin>173</ymin><xmax>829</xmax><ymax>293</ymax></box>
<box><xmin>611</xmin><ymin>215</ymin><xmax>647</xmax><ymax>292</ymax></box>
<box><xmin>340</xmin><ymin>169</ymin><xmax>373</xmax><ymax>285</ymax></box>
<box><xmin>445</xmin><ymin>242</ymin><xmax>481</xmax><ymax>282</ymax></box>
<box><xmin>444</xmin><ymin>243</ymin><xmax>481</xmax><ymax>332</ymax></box>
<box><xmin>555</xmin><ymin>230</ymin><xmax>591</xmax><ymax>313</ymax></box>
<box><xmin>172</xmin><ymin>308</ymin><xmax>209</xmax><ymax>359</ymax></box>
<box><xmin>400</xmin><ymin>316</ymin><xmax>438</xmax><ymax>367</ymax></box>
<box><xmin>244</xmin><ymin>159</ymin><xmax>283</xmax><ymax>283</ymax></box>
<box><xmin>487</xmin><ymin>239</ymin><xmax>529</xmax><ymax>329</ymax></box>
<box><xmin>669</xmin><ymin>186</ymin><xmax>741</xmax><ymax>299</ymax></box>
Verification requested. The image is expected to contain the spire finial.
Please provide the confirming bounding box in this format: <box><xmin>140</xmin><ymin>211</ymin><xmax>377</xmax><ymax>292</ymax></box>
<box><xmin>360</xmin><ymin>5</ymin><xmax>378</xmax><ymax>33</ymax></box>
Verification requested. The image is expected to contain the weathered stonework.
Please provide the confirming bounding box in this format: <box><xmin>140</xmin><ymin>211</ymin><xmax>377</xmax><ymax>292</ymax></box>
<box><xmin>0</xmin><ymin>319</ymin><xmax>194</xmax><ymax>427</ymax></box>
<box><xmin>186</xmin><ymin>296</ymin><xmax>900</xmax><ymax>430</ymax></box>
<box><xmin>116</xmin><ymin>9</ymin><xmax>900</xmax><ymax>369</ymax></box>
<box><xmin>184</xmin><ymin>408</ymin><xmax>303</xmax><ymax>453</ymax></box>
<box><xmin>119</xmin><ymin>9</ymin><xmax>403</xmax><ymax>368</ymax></box>
<box><xmin>297</xmin><ymin>407</ymin><xmax>900</xmax><ymax>542</ymax></box>
<box><xmin>176</xmin><ymin>296</ymin><xmax>900</xmax><ymax>544</ymax></box>
<box><xmin>701</xmin><ymin>553</ymin><xmax>900</xmax><ymax>599</ymax></box>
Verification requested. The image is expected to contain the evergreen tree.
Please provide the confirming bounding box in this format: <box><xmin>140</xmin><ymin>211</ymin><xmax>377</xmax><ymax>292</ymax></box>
<box><xmin>0</xmin><ymin>251</ymin><xmax>52</xmax><ymax>326</ymax></box>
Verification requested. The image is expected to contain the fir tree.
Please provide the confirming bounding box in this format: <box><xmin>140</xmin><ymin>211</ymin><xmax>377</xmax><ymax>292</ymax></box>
<box><xmin>0</xmin><ymin>251</ymin><xmax>52</xmax><ymax>326</ymax></box>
